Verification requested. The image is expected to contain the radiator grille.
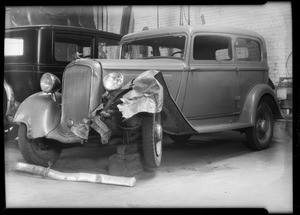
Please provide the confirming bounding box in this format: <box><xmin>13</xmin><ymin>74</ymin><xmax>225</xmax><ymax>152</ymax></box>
<box><xmin>61</xmin><ymin>65</ymin><xmax>92</xmax><ymax>131</ymax></box>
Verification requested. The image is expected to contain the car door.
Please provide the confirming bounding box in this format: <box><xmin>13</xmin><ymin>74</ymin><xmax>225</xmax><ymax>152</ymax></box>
<box><xmin>182</xmin><ymin>33</ymin><xmax>239</xmax><ymax>119</ymax></box>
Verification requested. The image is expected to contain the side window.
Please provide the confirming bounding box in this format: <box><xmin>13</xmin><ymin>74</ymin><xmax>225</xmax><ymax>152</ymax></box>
<box><xmin>193</xmin><ymin>35</ymin><xmax>232</xmax><ymax>61</ymax></box>
<box><xmin>97</xmin><ymin>37</ymin><xmax>120</xmax><ymax>59</ymax></box>
<box><xmin>5</xmin><ymin>38</ymin><xmax>24</xmax><ymax>56</ymax></box>
<box><xmin>54</xmin><ymin>33</ymin><xmax>93</xmax><ymax>62</ymax></box>
<box><xmin>235</xmin><ymin>38</ymin><xmax>261</xmax><ymax>61</ymax></box>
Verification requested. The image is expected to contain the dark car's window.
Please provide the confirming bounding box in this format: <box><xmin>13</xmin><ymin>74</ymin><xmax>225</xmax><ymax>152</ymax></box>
<box><xmin>54</xmin><ymin>33</ymin><xmax>94</xmax><ymax>62</ymax></box>
<box><xmin>235</xmin><ymin>38</ymin><xmax>261</xmax><ymax>61</ymax></box>
<box><xmin>97</xmin><ymin>37</ymin><xmax>120</xmax><ymax>59</ymax></box>
<box><xmin>5</xmin><ymin>29</ymin><xmax>37</xmax><ymax>64</ymax></box>
<box><xmin>121</xmin><ymin>35</ymin><xmax>186</xmax><ymax>59</ymax></box>
<box><xmin>5</xmin><ymin>38</ymin><xmax>24</xmax><ymax>56</ymax></box>
<box><xmin>193</xmin><ymin>35</ymin><xmax>232</xmax><ymax>61</ymax></box>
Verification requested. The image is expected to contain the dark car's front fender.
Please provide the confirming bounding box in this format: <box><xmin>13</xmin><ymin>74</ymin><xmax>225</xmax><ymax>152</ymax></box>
<box><xmin>13</xmin><ymin>92</ymin><xmax>61</xmax><ymax>139</ymax></box>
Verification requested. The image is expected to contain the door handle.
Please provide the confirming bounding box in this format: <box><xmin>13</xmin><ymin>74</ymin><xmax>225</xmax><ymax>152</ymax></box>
<box><xmin>235</xmin><ymin>67</ymin><xmax>240</xmax><ymax>76</ymax></box>
<box><xmin>190</xmin><ymin>67</ymin><xmax>201</xmax><ymax>71</ymax></box>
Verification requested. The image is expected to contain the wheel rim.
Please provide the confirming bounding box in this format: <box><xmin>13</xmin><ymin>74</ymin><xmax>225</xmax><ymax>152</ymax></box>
<box><xmin>154</xmin><ymin>117</ymin><xmax>163</xmax><ymax>156</ymax></box>
<box><xmin>256</xmin><ymin>110</ymin><xmax>271</xmax><ymax>142</ymax></box>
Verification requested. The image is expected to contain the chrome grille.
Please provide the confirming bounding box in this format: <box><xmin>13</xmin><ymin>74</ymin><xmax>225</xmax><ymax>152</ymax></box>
<box><xmin>61</xmin><ymin>65</ymin><xmax>92</xmax><ymax>131</ymax></box>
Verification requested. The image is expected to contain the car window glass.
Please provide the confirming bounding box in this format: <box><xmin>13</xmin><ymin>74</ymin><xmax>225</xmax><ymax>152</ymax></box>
<box><xmin>193</xmin><ymin>35</ymin><xmax>232</xmax><ymax>61</ymax></box>
<box><xmin>54</xmin><ymin>33</ymin><xmax>93</xmax><ymax>62</ymax></box>
<box><xmin>121</xmin><ymin>35</ymin><xmax>186</xmax><ymax>59</ymax></box>
<box><xmin>97</xmin><ymin>38</ymin><xmax>120</xmax><ymax>59</ymax></box>
<box><xmin>5</xmin><ymin>38</ymin><xmax>24</xmax><ymax>56</ymax></box>
<box><xmin>235</xmin><ymin>38</ymin><xmax>261</xmax><ymax>61</ymax></box>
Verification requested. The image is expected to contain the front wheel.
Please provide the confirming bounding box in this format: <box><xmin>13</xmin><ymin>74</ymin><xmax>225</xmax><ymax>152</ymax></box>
<box><xmin>18</xmin><ymin>123</ymin><xmax>62</xmax><ymax>167</ymax></box>
<box><xmin>142</xmin><ymin>113</ymin><xmax>163</xmax><ymax>168</ymax></box>
<box><xmin>245</xmin><ymin>102</ymin><xmax>274</xmax><ymax>150</ymax></box>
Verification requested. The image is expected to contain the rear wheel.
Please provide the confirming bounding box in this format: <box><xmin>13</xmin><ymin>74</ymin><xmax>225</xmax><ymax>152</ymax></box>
<box><xmin>142</xmin><ymin>113</ymin><xmax>163</xmax><ymax>168</ymax></box>
<box><xmin>18</xmin><ymin>123</ymin><xmax>62</xmax><ymax>167</ymax></box>
<box><xmin>245</xmin><ymin>101</ymin><xmax>274</xmax><ymax>150</ymax></box>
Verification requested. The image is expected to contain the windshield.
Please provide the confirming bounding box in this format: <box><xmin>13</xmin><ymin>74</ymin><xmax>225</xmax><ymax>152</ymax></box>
<box><xmin>121</xmin><ymin>34</ymin><xmax>186</xmax><ymax>60</ymax></box>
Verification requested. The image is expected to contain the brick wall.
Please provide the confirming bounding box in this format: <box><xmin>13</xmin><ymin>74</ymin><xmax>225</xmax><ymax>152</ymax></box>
<box><xmin>193</xmin><ymin>3</ymin><xmax>293</xmax><ymax>85</ymax></box>
<box><xmin>100</xmin><ymin>3</ymin><xmax>292</xmax><ymax>85</ymax></box>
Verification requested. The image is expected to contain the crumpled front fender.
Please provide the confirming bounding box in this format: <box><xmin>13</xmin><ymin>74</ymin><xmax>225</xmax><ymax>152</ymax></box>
<box><xmin>13</xmin><ymin>92</ymin><xmax>61</xmax><ymax>139</ymax></box>
<box><xmin>109</xmin><ymin>70</ymin><xmax>196</xmax><ymax>135</ymax></box>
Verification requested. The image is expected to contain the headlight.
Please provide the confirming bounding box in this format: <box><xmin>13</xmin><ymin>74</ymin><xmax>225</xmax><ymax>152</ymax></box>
<box><xmin>103</xmin><ymin>72</ymin><xmax>124</xmax><ymax>92</ymax></box>
<box><xmin>40</xmin><ymin>73</ymin><xmax>61</xmax><ymax>93</ymax></box>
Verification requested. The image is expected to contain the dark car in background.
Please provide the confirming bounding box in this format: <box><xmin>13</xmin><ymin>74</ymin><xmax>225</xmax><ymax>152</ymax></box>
<box><xmin>4</xmin><ymin>25</ymin><xmax>122</xmax><ymax>135</ymax></box>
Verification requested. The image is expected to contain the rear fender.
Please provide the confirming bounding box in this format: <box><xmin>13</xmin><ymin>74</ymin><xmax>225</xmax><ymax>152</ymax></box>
<box><xmin>13</xmin><ymin>92</ymin><xmax>61</xmax><ymax>139</ymax></box>
<box><xmin>239</xmin><ymin>83</ymin><xmax>284</xmax><ymax>125</ymax></box>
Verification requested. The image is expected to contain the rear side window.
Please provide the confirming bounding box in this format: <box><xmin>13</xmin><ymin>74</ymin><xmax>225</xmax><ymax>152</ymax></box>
<box><xmin>5</xmin><ymin>38</ymin><xmax>24</xmax><ymax>56</ymax></box>
<box><xmin>193</xmin><ymin>35</ymin><xmax>232</xmax><ymax>61</ymax></box>
<box><xmin>235</xmin><ymin>38</ymin><xmax>261</xmax><ymax>61</ymax></box>
<box><xmin>5</xmin><ymin>29</ymin><xmax>37</xmax><ymax>64</ymax></box>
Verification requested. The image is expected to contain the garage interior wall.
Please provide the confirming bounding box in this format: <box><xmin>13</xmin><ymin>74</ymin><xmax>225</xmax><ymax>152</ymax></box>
<box><xmin>5</xmin><ymin>3</ymin><xmax>292</xmax><ymax>86</ymax></box>
<box><xmin>98</xmin><ymin>3</ymin><xmax>292</xmax><ymax>86</ymax></box>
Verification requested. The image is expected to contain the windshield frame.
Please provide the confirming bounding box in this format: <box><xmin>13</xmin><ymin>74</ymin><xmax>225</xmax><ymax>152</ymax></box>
<box><xmin>119</xmin><ymin>32</ymin><xmax>188</xmax><ymax>61</ymax></box>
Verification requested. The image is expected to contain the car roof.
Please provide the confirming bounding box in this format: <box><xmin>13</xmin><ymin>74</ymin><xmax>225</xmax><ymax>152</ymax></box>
<box><xmin>121</xmin><ymin>25</ymin><xmax>265</xmax><ymax>42</ymax></box>
<box><xmin>5</xmin><ymin>24</ymin><xmax>122</xmax><ymax>39</ymax></box>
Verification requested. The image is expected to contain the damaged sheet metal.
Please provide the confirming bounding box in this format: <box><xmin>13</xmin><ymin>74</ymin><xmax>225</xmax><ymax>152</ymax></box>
<box><xmin>69</xmin><ymin>103</ymin><xmax>112</xmax><ymax>143</ymax></box>
<box><xmin>117</xmin><ymin>70</ymin><xmax>164</xmax><ymax>119</ymax></box>
<box><xmin>69</xmin><ymin>118</ymin><xmax>91</xmax><ymax>140</ymax></box>
<box><xmin>90</xmin><ymin>115</ymin><xmax>112</xmax><ymax>144</ymax></box>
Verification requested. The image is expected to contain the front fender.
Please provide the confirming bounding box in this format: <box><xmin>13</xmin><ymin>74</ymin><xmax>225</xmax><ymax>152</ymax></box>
<box><xmin>108</xmin><ymin>71</ymin><xmax>196</xmax><ymax>135</ymax></box>
<box><xmin>239</xmin><ymin>83</ymin><xmax>284</xmax><ymax>125</ymax></box>
<box><xmin>13</xmin><ymin>92</ymin><xmax>61</xmax><ymax>139</ymax></box>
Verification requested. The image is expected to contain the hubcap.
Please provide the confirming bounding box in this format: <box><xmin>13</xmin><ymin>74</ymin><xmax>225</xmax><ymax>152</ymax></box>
<box><xmin>156</xmin><ymin>141</ymin><xmax>162</xmax><ymax>156</ymax></box>
<box><xmin>155</xmin><ymin>122</ymin><xmax>162</xmax><ymax>156</ymax></box>
<box><xmin>256</xmin><ymin>111</ymin><xmax>270</xmax><ymax>141</ymax></box>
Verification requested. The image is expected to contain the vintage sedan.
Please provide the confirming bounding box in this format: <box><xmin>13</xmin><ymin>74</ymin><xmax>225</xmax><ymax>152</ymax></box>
<box><xmin>14</xmin><ymin>25</ymin><xmax>283</xmax><ymax>168</ymax></box>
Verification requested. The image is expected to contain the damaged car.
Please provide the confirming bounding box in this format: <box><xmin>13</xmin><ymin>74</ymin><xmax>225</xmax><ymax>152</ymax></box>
<box><xmin>14</xmin><ymin>25</ymin><xmax>283</xmax><ymax>168</ymax></box>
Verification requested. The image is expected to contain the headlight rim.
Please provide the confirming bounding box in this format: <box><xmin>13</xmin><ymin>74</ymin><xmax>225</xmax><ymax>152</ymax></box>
<box><xmin>40</xmin><ymin>73</ymin><xmax>61</xmax><ymax>93</ymax></box>
<box><xmin>103</xmin><ymin>72</ymin><xmax>124</xmax><ymax>92</ymax></box>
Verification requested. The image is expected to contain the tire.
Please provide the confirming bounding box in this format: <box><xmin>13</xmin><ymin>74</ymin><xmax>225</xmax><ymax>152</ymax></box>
<box><xmin>169</xmin><ymin>134</ymin><xmax>191</xmax><ymax>146</ymax></box>
<box><xmin>18</xmin><ymin>123</ymin><xmax>62</xmax><ymax>167</ymax></box>
<box><xmin>3</xmin><ymin>87</ymin><xmax>7</xmax><ymax>120</ymax></box>
<box><xmin>4</xmin><ymin>124</ymin><xmax>19</xmax><ymax>141</ymax></box>
<box><xmin>245</xmin><ymin>101</ymin><xmax>274</xmax><ymax>150</ymax></box>
<box><xmin>142</xmin><ymin>113</ymin><xmax>163</xmax><ymax>168</ymax></box>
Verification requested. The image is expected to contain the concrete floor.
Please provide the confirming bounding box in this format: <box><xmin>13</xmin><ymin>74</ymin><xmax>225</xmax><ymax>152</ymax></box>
<box><xmin>4</xmin><ymin>120</ymin><xmax>292</xmax><ymax>213</ymax></box>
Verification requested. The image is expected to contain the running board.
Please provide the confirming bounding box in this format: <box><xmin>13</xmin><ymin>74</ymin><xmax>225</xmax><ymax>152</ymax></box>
<box><xmin>189</xmin><ymin>121</ymin><xmax>252</xmax><ymax>133</ymax></box>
